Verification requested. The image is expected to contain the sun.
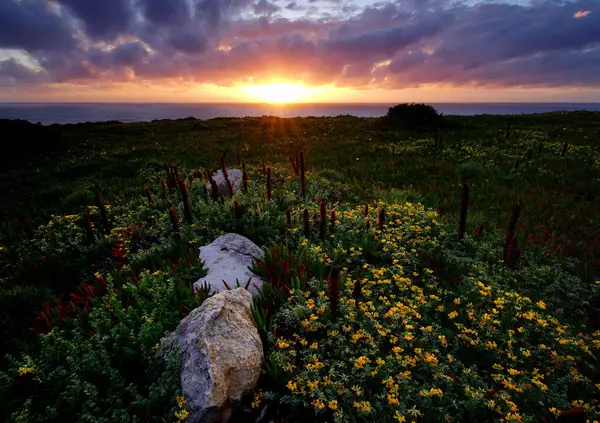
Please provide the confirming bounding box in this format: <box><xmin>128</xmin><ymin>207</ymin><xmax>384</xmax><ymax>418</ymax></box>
<box><xmin>243</xmin><ymin>83</ymin><xmax>313</xmax><ymax>103</ymax></box>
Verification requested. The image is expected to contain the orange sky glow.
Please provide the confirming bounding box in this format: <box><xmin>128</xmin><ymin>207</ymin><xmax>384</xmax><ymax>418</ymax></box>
<box><xmin>3</xmin><ymin>81</ymin><xmax>600</xmax><ymax>104</ymax></box>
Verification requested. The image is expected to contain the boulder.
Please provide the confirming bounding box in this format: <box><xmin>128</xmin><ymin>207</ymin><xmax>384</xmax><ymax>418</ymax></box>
<box><xmin>194</xmin><ymin>233</ymin><xmax>264</xmax><ymax>296</ymax></box>
<box><xmin>163</xmin><ymin>288</ymin><xmax>263</xmax><ymax>423</ymax></box>
<box><xmin>205</xmin><ymin>169</ymin><xmax>242</xmax><ymax>197</ymax></box>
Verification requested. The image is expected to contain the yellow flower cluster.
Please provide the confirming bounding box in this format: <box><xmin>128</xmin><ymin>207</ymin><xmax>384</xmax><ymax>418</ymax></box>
<box><xmin>176</xmin><ymin>396</ymin><xmax>186</xmax><ymax>408</ymax></box>
<box><xmin>352</xmin><ymin>400</ymin><xmax>372</xmax><ymax>413</ymax></box>
<box><xmin>18</xmin><ymin>367</ymin><xmax>35</xmax><ymax>376</ymax></box>
<box><xmin>271</xmin><ymin>200</ymin><xmax>600</xmax><ymax>422</ymax></box>
<box><xmin>251</xmin><ymin>391</ymin><xmax>264</xmax><ymax>408</ymax></box>
<box><xmin>174</xmin><ymin>395</ymin><xmax>189</xmax><ymax>421</ymax></box>
<box><xmin>174</xmin><ymin>409</ymin><xmax>189</xmax><ymax>421</ymax></box>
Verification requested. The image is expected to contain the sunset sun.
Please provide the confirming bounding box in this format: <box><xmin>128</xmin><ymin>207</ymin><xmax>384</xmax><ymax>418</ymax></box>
<box><xmin>244</xmin><ymin>83</ymin><xmax>313</xmax><ymax>103</ymax></box>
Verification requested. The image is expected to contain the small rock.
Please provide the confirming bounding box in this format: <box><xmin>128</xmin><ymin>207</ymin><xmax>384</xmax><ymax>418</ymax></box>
<box><xmin>194</xmin><ymin>233</ymin><xmax>264</xmax><ymax>295</ymax></box>
<box><xmin>163</xmin><ymin>288</ymin><xmax>263</xmax><ymax>423</ymax></box>
<box><xmin>205</xmin><ymin>169</ymin><xmax>242</xmax><ymax>197</ymax></box>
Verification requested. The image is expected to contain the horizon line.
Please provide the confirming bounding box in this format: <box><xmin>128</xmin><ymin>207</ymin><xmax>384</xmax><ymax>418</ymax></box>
<box><xmin>2</xmin><ymin>101</ymin><xmax>600</xmax><ymax>105</ymax></box>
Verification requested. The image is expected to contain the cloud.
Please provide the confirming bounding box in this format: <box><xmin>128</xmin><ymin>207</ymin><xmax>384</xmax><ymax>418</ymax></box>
<box><xmin>0</xmin><ymin>59</ymin><xmax>45</xmax><ymax>84</ymax></box>
<box><xmin>0</xmin><ymin>0</ymin><xmax>78</xmax><ymax>52</ymax></box>
<box><xmin>53</xmin><ymin>0</ymin><xmax>135</xmax><ymax>41</ymax></box>
<box><xmin>574</xmin><ymin>10</ymin><xmax>592</xmax><ymax>19</ymax></box>
<box><xmin>167</xmin><ymin>29</ymin><xmax>210</xmax><ymax>53</ymax></box>
<box><xmin>254</xmin><ymin>0</ymin><xmax>280</xmax><ymax>15</ymax></box>
<box><xmin>1</xmin><ymin>0</ymin><xmax>600</xmax><ymax>92</ymax></box>
<box><xmin>88</xmin><ymin>42</ymin><xmax>150</xmax><ymax>68</ymax></box>
<box><xmin>195</xmin><ymin>0</ymin><xmax>255</xmax><ymax>25</ymax></box>
<box><xmin>139</xmin><ymin>0</ymin><xmax>190</xmax><ymax>26</ymax></box>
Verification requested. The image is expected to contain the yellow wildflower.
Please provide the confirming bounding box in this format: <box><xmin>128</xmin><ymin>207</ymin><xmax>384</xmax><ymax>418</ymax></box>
<box><xmin>312</xmin><ymin>399</ymin><xmax>325</xmax><ymax>409</ymax></box>
<box><xmin>18</xmin><ymin>367</ymin><xmax>35</xmax><ymax>376</ymax></box>
<box><xmin>355</xmin><ymin>356</ymin><xmax>370</xmax><ymax>369</ymax></box>
<box><xmin>174</xmin><ymin>409</ymin><xmax>189</xmax><ymax>421</ymax></box>
<box><xmin>251</xmin><ymin>391</ymin><xmax>263</xmax><ymax>408</ymax></box>
<box><xmin>353</xmin><ymin>400</ymin><xmax>372</xmax><ymax>413</ymax></box>
<box><xmin>286</xmin><ymin>380</ymin><xmax>297</xmax><ymax>392</ymax></box>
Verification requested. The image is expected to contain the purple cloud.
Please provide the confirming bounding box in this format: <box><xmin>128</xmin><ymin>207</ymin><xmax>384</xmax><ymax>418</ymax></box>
<box><xmin>53</xmin><ymin>0</ymin><xmax>134</xmax><ymax>41</ymax></box>
<box><xmin>0</xmin><ymin>59</ymin><xmax>44</xmax><ymax>84</ymax></box>
<box><xmin>0</xmin><ymin>0</ymin><xmax>77</xmax><ymax>52</ymax></box>
<box><xmin>139</xmin><ymin>0</ymin><xmax>190</xmax><ymax>26</ymax></box>
<box><xmin>254</xmin><ymin>0</ymin><xmax>280</xmax><ymax>15</ymax></box>
<box><xmin>1</xmin><ymin>0</ymin><xmax>599</xmax><ymax>91</ymax></box>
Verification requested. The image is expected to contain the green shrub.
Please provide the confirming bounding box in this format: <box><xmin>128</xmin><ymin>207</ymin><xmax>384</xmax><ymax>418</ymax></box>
<box><xmin>384</xmin><ymin>103</ymin><xmax>444</xmax><ymax>131</ymax></box>
<box><xmin>0</xmin><ymin>267</ymin><xmax>208</xmax><ymax>423</ymax></box>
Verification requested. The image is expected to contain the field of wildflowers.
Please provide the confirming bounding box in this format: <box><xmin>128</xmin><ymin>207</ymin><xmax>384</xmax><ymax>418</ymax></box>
<box><xmin>1</xmin><ymin>112</ymin><xmax>599</xmax><ymax>422</ymax></box>
<box><xmin>264</xmin><ymin>202</ymin><xmax>600</xmax><ymax>422</ymax></box>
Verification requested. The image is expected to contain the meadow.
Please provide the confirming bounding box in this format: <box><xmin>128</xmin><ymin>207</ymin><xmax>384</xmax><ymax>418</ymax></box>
<box><xmin>0</xmin><ymin>110</ymin><xmax>600</xmax><ymax>422</ymax></box>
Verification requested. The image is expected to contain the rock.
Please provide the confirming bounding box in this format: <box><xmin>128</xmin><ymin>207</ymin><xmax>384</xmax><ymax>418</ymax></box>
<box><xmin>163</xmin><ymin>288</ymin><xmax>263</xmax><ymax>423</ymax></box>
<box><xmin>205</xmin><ymin>169</ymin><xmax>242</xmax><ymax>197</ymax></box>
<box><xmin>194</xmin><ymin>233</ymin><xmax>264</xmax><ymax>296</ymax></box>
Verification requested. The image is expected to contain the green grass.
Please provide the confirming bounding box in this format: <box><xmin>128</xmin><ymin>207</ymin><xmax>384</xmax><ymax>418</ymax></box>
<box><xmin>1</xmin><ymin>111</ymin><xmax>600</xmax><ymax>422</ymax></box>
<box><xmin>2</xmin><ymin>112</ymin><xmax>600</xmax><ymax>278</ymax></box>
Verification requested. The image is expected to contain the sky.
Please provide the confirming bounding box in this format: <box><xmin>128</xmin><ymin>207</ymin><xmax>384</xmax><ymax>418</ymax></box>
<box><xmin>0</xmin><ymin>0</ymin><xmax>599</xmax><ymax>103</ymax></box>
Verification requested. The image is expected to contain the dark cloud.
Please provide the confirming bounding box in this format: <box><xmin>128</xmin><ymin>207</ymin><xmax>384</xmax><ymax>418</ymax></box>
<box><xmin>254</xmin><ymin>0</ymin><xmax>280</xmax><ymax>15</ymax></box>
<box><xmin>37</xmin><ymin>53</ymin><xmax>97</xmax><ymax>82</ymax></box>
<box><xmin>0</xmin><ymin>59</ymin><xmax>44</xmax><ymax>83</ymax></box>
<box><xmin>139</xmin><ymin>0</ymin><xmax>190</xmax><ymax>26</ymax></box>
<box><xmin>112</xmin><ymin>42</ymin><xmax>150</xmax><ymax>66</ymax></box>
<box><xmin>167</xmin><ymin>30</ymin><xmax>209</xmax><ymax>53</ymax></box>
<box><xmin>195</xmin><ymin>0</ymin><xmax>255</xmax><ymax>25</ymax></box>
<box><xmin>88</xmin><ymin>42</ymin><xmax>150</xmax><ymax>68</ymax></box>
<box><xmin>0</xmin><ymin>0</ymin><xmax>77</xmax><ymax>52</ymax></box>
<box><xmin>323</xmin><ymin>9</ymin><xmax>453</xmax><ymax>63</ymax></box>
<box><xmin>1</xmin><ymin>0</ymin><xmax>600</xmax><ymax>90</ymax></box>
<box><xmin>53</xmin><ymin>0</ymin><xmax>134</xmax><ymax>40</ymax></box>
<box><xmin>431</xmin><ymin>1</ymin><xmax>600</xmax><ymax>68</ymax></box>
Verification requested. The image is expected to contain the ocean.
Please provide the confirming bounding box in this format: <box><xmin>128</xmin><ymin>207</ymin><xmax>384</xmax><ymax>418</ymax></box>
<box><xmin>1</xmin><ymin>102</ymin><xmax>599</xmax><ymax>125</ymax></box>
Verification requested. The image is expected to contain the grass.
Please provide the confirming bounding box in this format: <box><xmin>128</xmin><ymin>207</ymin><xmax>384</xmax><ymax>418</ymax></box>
<box><xmin>1</xmin><ymin>111</ymin><xmax>600</xmax><ymax>422</ymax></box>
<box><xmin>2</xmin><ymin>112</ymin><xmax>600</xmax><ymax>277</ymax></box>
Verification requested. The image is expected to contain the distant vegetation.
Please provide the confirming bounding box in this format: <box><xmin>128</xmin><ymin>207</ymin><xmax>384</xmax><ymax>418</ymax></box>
<box><xmin>384</xmin><ymin>103</ymin><xmax>445</xmax><ymax>131</ymax></box>
<box><xmin>1</xmin><ymin>110</ymin><xmax>600</xmax><ymax>422</ymax></box>
<box><xmin>0</xmin><ymin>120</ymin><xmax>64</xmax><ymax>169</ymax></box>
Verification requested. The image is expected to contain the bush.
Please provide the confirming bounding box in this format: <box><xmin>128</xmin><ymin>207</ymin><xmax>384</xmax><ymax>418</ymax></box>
<box><xmin>0</xmin><ymin>120</ymin><xmax>65</xmax><ymax>169</ymax></box>
<box><xmin>384</xmin><ymin>103</ymin><xmax>444</xmax><ymax>131</ymax></box>
<box><xmin>0</xmin><ymin>266</ymin><xmax>208</xmax><ymax>423</ymax></box>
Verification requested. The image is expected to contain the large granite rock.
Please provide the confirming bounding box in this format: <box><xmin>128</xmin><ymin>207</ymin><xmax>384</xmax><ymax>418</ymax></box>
<box><xmin>163</xmin><ymin>288</ymin><xmax>263</xmax><ymax>423</ymax></box>
<box><xmin>205</xmin><ymin>169</ymin><xmax>242</xmax><ymax>197</ymax></box>
<box><xmin>194</xmin><ymin>233</ymin><xmax>264</xmax><ymax>296</ymax></box>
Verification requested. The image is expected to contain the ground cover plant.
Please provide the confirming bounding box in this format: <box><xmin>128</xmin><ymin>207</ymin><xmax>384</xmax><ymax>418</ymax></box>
<box><xmin>1</xmin><ymin>108</ymin><xmax>600</xmax><ymax>422</ymax></box>
<box><xmin>261</xmin><ymin>201</ymin><xmax>600</xmax><ymax>422</ymax></box>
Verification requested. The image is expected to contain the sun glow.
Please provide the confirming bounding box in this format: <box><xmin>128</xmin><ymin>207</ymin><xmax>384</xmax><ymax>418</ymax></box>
<box><xmin>243</xmin><ymin>83</ymin><xmax>314</xmax><ymax>103</ymax></box>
